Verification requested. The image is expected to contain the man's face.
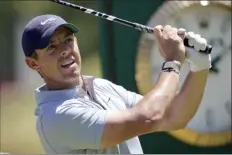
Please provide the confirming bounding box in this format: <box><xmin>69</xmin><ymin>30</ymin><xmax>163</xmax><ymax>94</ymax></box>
<box><xmin>26</xmin><ymin>26</ymin><xmax>82</xmax><ymax>89</ymax></box>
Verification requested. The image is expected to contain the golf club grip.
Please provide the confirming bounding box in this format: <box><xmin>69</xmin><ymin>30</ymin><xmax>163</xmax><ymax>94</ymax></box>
<box><xmin>135</xmin><ymin>24</ymin><xmax>212</xmax><ymax>54</ymax></box>
<box><xmin>184</xmin><ymin>38</ymin><xmax>212</xmax><ymax>54</ymax></box>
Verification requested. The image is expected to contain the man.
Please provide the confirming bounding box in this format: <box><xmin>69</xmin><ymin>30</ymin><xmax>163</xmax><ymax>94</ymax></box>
<box><xmin>21</xmin><ymin>14</ymin><xmax>211</xmax><ymax>154</ymax></box>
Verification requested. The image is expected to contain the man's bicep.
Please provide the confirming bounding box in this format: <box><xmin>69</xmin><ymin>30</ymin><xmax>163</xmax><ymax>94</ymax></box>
<box><xmin>100</xmin><ymin>108</ymin><xmax>154</xmax><ymax>148</ymax></box>
<box><xmin>49</xmin><ymin>102</ymin><xmax>152</xmax><ymax>150</ymax></box>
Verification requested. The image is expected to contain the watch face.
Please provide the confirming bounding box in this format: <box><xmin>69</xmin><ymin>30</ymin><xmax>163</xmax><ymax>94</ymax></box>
<box><xmin>135</xmin><ymin>1</ymin><xmax>231</xmax><ymax>147</ymax></box>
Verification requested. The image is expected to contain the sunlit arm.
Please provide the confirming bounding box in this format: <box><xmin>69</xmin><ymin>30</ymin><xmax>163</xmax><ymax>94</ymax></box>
<box><xmin>163</xmin><ymin>69</ymin><xmax>210</xmax><ymax>129</ymax></box>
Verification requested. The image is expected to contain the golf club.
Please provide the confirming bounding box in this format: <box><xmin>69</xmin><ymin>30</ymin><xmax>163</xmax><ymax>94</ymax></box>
<box><xmin>49</xmin><ymin>0</ymin><xmax>213</xmax><ymax>54</ymax></box>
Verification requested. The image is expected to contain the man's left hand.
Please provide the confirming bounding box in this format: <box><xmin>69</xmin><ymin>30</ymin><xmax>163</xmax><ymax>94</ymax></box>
<box><xmin>181</xmin><ymin>30</ymin><xmax>212</xmax><ymax>72</ymax></box>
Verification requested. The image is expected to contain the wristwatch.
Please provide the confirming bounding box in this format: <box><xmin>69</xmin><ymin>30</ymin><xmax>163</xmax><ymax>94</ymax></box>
<box><xmin>161</xmin><ymin>60</ymin><xmax>181</xmax><ymax>74</ymax></box>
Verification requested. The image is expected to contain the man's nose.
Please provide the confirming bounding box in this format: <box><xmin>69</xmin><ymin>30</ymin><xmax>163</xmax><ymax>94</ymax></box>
<box><xmin>60</xmin><ymin>45</ymin><xmax>71</xmax><ymax>57</ymax></box>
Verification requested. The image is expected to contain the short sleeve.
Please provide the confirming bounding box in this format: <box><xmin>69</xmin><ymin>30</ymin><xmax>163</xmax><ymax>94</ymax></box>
<box><xmin>41</xmin><ymin>101</ymin><xmax>108</xmax><ymax>150</ymax></box>
<box><xmin>107</xmin><ymin>81</ymin><xmax>143</xmax><ymax>108</ymax></box>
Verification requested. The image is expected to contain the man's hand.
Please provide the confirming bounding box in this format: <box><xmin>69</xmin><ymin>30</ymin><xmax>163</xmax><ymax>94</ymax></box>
<box><xmin>184</xmin><ymin>31</ymin><xmax>212</xmax><ymax>72</ymax></box>
<box><xmin>154</xmin><ymin>25</ymin><xmax>186</xmax><ymax>64</ymax></box>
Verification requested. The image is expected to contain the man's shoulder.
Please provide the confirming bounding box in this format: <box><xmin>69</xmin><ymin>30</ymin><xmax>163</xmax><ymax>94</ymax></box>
<box><xmin>92</xmin><ymin>77</ymin><xmax>120</xmax><ymax>92</ymax></box>
<box><xmin>82</xmin><ymin>75</ymin><xmax>115</xmax><ymax>89</ymax></box>
<box><xmin>35</xmin><ymin>98</ymin><xmax>86</xmax><ymax>114</ymax></box>
<box><xmin>91</xmin><ymin>77</ymin><xmax>130</xmax><ymax>100</ymax></box>
<box><xmin>93</xmin><ymin>77</ymin><xmax>113</xmax><ymax>86</ymax></box>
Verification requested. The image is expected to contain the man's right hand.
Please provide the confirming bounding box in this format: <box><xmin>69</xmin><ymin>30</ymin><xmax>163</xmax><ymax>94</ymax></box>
<box><xmin>153</xmin><ymin>25</ymin><xmax>186</xmax><ymax>64</ymax></box>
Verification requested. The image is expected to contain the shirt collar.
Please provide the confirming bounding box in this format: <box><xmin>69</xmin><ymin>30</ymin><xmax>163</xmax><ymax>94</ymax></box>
<box><xmin>35</xmin><ymin>75</ymin><xmax>95</xmax><ymax>105</ymax></box>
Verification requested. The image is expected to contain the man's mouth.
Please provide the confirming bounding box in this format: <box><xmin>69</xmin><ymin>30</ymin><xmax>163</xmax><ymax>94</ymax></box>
<box><xmin>61</xmin><ymin>59</ymin><xmax>75</xmax><ymax>68</ymax></box>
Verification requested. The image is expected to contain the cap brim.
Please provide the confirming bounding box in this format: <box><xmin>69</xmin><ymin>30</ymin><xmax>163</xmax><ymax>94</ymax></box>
<box><xmin>61</xmin><ymin>23</ymin><xmax>80</xmax><ymax>33</ymax></box>
<box><xmin>38</xmin><ymin>23</ymin><xmax>80</xmax><ymax>49</ymax></box>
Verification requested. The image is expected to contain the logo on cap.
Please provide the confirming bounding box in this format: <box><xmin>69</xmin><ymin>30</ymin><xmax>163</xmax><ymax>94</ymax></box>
<box><xmin>40</xmin><ymin>17</ymin><xmax>56</xmax><ymax>25</ymax></box>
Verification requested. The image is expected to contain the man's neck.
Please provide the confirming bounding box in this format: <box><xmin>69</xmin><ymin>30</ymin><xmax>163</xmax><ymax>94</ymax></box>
<box><xmin>44</xmin><ymin>76</ymin><xmax>84</xmax><ymax>91</ymax></box>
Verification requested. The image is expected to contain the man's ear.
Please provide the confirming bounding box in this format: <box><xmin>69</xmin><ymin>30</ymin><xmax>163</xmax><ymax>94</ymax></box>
<box><xmin>25</xmin><ymin>57</ymin><xmax>40</xmax><ymax>71</ymax></box>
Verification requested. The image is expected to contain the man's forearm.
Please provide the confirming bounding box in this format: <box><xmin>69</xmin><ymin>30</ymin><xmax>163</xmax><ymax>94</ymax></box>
<box><xmin>135</xmin><ymin>71</ymin><xmax>180</xmax><ymax>128</ymax></box>
<box><xmin>165</xmin><ymin>69</ymin><xmax>209</xmax><ymax>128</ymax></box>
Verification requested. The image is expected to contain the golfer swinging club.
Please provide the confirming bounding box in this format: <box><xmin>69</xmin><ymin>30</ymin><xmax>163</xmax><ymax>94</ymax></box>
<box><xmin>21</xmin><ymin>14</ymin><xmax>212</xmax><ymax>154</ymax></box>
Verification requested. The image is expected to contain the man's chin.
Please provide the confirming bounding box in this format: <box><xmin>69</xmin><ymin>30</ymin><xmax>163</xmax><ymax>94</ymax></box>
<box><xmin>63</xmin><ymin>72</ymin><xmax>81</xmax><ymax>83</ymax></box>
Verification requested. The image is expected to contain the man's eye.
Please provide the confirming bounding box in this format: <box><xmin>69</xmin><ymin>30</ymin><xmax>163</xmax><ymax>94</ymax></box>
<box><xmin>65</xmin><ymin>38</ymin><xmax>73</xmax><ymax>43</ymax></box>
<box><xmin>47</xmin><ymin>45</ymin><xmax>55</xmax><ymax>51</ymax></box>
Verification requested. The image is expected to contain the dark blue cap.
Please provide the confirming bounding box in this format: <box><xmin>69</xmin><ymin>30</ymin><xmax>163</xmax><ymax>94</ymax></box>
<box><xmin>21</xmin><ymin>14</ymin><xmax>80</xmax><ymax>57</ymax></box>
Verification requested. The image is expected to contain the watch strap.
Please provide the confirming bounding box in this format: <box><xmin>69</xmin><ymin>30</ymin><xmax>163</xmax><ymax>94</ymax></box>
<box><xmin>161</xmin><ymin>60</ymin><xmax>181</xmax><ymax>74</ymax></box>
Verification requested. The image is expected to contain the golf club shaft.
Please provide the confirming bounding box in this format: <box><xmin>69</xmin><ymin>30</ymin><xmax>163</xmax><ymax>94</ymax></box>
<box><xmin>49</xmin><ymin>0</ymin><xmax>212</xmax><ymax>54</ymax></box>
